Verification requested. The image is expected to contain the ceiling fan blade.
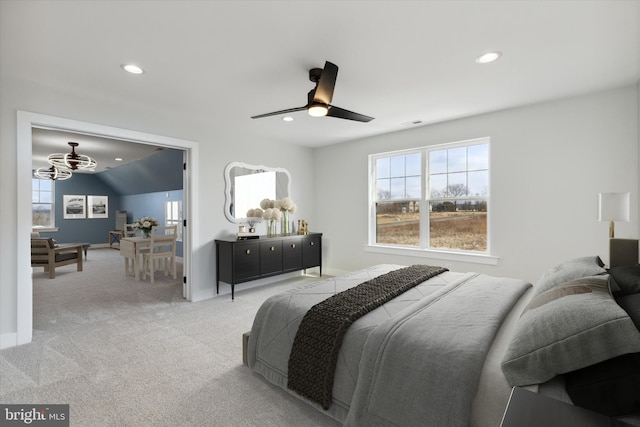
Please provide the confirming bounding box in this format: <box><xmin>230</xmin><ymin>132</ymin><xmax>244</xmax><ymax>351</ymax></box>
<box><xmin>326</xmin><ymin>105</ymin><xmax>374</xmax><ymax>122</ymax></box>
<box><xmin>313</xmin><ymin>61</ymin><xmax>338</xmax><ymax>105</ymax></box>
<box><xmin>251</xmin><ymin>106</ymin><xmax>307</xmax><ymax>119</ymax></box>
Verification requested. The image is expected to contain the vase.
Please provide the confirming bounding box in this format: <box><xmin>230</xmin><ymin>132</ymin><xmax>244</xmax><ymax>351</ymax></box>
<box><xmin>281</xmin><ymin>210</ymin><xmax>289</xmax><ymax>234</ymax></box>
<box><xmin>143</xmin><ymin>230</ymin><xmax>151</xmax><ymax>238</ymax></box>
<box><xmin>268</xmin><ymin>220</ymin><xmax>277</xmax><ymax>236</ymax></box>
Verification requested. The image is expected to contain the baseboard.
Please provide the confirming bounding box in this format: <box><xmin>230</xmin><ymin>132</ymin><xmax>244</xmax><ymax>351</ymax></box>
<box><xmin>0</xmin><ymin>332</ymin><xmax>17</xmax><ymax>350</ymax></box>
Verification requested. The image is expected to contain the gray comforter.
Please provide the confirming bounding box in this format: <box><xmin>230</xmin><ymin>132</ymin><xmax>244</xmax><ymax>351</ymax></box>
<box><xmin>248</xmin><ymin>264</ymin><xmax>531</xmax><ymax>426</ymax></box>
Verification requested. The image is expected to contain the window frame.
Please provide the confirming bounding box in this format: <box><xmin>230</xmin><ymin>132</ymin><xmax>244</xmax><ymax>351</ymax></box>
<box><xmin>32</xmin><ymin>177</ymin><xmax>57</xmax><ymax>231</ymax></box>
<box><xmin>165</xmin><ymin>200</ymin><xmax>183</xmax><ymax>242</ymax></box>
<box><xmin>367</xmin><ymin>137</ymin><xmax>498</xmax><ymax>265</ymax></box>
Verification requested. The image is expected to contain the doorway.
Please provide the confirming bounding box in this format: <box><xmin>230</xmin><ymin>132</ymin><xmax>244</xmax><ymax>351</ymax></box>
<box><xmin>16</xmin><ymin>111</ymin><xmax>199</xmax><ymax>347</ymax></box>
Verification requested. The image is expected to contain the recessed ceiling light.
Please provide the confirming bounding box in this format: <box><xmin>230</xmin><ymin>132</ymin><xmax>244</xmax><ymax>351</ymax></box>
<box><xmin>115</xmin><ymin>157</ymin><xmax>123</xmax><ymax>161</ymax></box>
<box><xmin>282</xmin><ymin>116</ymin><xmax>294</xmax><ymax>122</ymax></box>
<box><xmin>475</xmin><ymin>51</ymin><xmax>502</xmax><ymax>64</ymax></box>
<box><xmin>121</xmin><ymin>64</ymin><xmax>144</xmax><ymax>74</ymax></box>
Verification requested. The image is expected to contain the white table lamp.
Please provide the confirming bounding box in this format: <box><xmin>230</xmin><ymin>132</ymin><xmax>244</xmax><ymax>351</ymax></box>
<box><xmin>598</xmin><ymin>192</ymin><xmax>630</xmax><ymax>238</ymax></box>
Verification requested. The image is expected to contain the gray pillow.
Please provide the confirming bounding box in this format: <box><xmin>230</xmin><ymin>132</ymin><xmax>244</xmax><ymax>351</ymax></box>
<box><xmin>533</xmin><ymin>256</ymin><xmax>606</xmax><ymax>297</ymax></box>
<box><xmin>501</xmin><ymin>275</ymin><xmax>640</xmax><ymax>386</ymax></box>
<box><xmin>609</xmin><ymin>264</ymin><xmax>640</xmax><ymax>296</ymax></box>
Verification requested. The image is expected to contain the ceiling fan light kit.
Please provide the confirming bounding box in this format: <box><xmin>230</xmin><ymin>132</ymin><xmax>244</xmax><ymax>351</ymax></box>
<box><xmin>34</xmin><ymin>165</ymin><xmax>73</xmax><ymax>181</ymax></box>
<box><xmin>47</xmin><ymin>142</ymin><xmax>97</xmax><ymax>171</ymax></box>
<box><xmin>251</xmin><ymin>61</ymin><xmax>374</xmax><ymax>123</ymax></box>
<box><xmin>308</xmin><ymin>103</ymin><xmax>328</xmax><ymax>117</ymax></box>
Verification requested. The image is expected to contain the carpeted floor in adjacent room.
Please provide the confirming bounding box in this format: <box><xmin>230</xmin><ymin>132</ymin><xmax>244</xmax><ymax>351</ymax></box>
<box><xmin>0</xmin><ymin>248</ymin><xmax>339</xmax><ymax>426</ymax></box>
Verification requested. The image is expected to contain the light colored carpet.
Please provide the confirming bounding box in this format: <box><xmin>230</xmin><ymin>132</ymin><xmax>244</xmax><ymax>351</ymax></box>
<box><xmin>0</xmin><ymin>248</ymin><xmax>340</xmax><ymax>426</ymax></box>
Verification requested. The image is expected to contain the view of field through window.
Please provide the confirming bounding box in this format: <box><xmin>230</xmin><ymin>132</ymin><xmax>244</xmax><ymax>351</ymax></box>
<box><xmin>32</xmin><ymin>178</ymin><xmax>53</xmax><ymax>227</ymax></box>
<box><xmin>374</xmin><ymin>142</ymin><xmax>488</xmax><ymax>252</ymax></box>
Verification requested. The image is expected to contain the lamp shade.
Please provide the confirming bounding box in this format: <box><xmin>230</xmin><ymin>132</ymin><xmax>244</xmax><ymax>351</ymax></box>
<box><xmin>598</xmin><ymin>192</ymin><xmax>630</xmax><ymax>222</ymax></box>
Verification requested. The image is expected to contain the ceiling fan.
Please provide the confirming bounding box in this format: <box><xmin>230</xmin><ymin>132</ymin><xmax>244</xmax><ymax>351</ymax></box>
<box><xmin>251</xmin><ymin>61</ymin><xmax>374</xmax><ymax>122</ymax></box>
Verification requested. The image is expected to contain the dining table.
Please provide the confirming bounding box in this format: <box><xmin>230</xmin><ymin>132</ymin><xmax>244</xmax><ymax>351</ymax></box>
<box><xmin>120</xmin><ymin>236</ymin><xmax>151</xmax><ymax>281</ymax></box>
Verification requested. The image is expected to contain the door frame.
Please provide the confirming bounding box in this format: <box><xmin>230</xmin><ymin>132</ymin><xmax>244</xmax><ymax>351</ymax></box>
<box><xmin>16</xmin><ymin>110</ymin><xmax>199</xmax><ymax>346</ymax></box>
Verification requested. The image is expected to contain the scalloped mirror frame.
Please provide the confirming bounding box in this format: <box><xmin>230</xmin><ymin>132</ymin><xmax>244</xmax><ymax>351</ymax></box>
<box><xmin>223</xmin><ymin>161</ymin><xmax>292</xmax><ymax>224</ymax></box>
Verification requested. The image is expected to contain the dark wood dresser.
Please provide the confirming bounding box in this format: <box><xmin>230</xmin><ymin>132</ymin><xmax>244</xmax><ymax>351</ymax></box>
<box><xmin>215</xmin><ymin>232</ymin><xmax>322</xmax><ymax>299</ymax></box>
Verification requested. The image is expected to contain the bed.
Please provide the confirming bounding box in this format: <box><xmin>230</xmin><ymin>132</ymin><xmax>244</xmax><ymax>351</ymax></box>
<box><xmin>245</xmin><ymin>244</ymin><xmax>640</xmax><ymax>426</ymax></box>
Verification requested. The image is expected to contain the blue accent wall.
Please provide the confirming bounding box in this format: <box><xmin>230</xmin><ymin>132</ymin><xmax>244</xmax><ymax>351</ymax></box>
<box><xmin>121</xmin><ymin>190</ymin><xmax>184</xmax><ymax>257</ymax></box>
<box><xmin>39</xmin><ymin>173</ymin><xmax>121</xmax><ymax>244</ymax></box>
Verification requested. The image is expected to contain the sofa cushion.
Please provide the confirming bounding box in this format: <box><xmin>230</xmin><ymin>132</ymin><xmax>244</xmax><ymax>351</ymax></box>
<box><xmin>55</xmin><ymin>252</ymin><xmax>78</xmax><ymax>262</ymax></box>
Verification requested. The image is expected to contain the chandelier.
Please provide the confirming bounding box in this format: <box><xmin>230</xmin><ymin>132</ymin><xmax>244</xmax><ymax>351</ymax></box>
<box><xmin>34</xmin><ymin>165</ymin><xmax>72</xmax><ymax>180</ymax></box>
<box><xmin>48</xmin><ymin>142</ymin><xmax>97</xmax><ymax>171</ymax></box>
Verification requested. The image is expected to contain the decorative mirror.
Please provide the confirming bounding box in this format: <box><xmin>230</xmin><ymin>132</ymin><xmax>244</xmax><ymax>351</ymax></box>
<box><xmin>224</xmin><ymin>162</ymin><xmax>292</xmax><ymax>224</ymax></box>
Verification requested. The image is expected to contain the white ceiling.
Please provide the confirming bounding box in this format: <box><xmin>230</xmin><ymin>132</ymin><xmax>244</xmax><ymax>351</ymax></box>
<box><xmin>31</xmin><ymin>128</ymin><xmax>166</xmax><ymax>173</ymax></box>
<box><xmin>4</xmin><ymin>0</ymin><xmax>640</xmax><ymax>169</ymax></box>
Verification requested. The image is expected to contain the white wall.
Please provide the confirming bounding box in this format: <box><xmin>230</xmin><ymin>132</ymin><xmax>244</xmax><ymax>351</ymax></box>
<box><xmin>313</xmin><ymin>85</ymin><xmax>639</xmax><ymax>283</ymax></box>
<box><xmin>2</xmin><ymin>77</ymin><xmax>637</xmax><ymax>348</ymax></box>
<box><xmin>0</xmin><ymin>75</ymin><xmax>316</xmax><ymax>347</ymax></box>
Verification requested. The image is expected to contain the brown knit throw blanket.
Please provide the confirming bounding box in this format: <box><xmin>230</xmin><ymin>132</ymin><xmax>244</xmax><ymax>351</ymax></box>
<box><xmin>287</xmin><ymin>264</ymin><xmax>448</xmax><ymax>409</ymax></box>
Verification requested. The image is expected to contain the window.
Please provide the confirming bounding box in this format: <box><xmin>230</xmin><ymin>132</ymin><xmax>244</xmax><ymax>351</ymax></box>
<box><xmin>32</xmin><ymin>178</ymin><xmax>54</xmax><ymax>228</ymax></box>
<box><xmin>166</xmin><ymin>200</ymin><xmax>183</xmax><ymax>242</ymax></box>
<box><xmin>370</xmin><ymin>138</ymin><xmax>489</xmax><ymax>254</ymax></box>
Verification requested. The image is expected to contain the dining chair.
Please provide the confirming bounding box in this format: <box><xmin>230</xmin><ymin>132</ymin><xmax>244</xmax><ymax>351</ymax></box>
<box><xmin>124</xmin><ymin>223</ymin><xmax>137</xmax><ymax>237</ymax></box>
<box><xmin>141</xmin><ymin>225</ymin><xmax>177</xmax><ymax>283</ymax></box>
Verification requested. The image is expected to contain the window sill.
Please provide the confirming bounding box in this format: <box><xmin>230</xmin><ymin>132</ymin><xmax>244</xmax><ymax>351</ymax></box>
<box><xmin>364</xmin><ymin>244</ymin><xmax>500</xmax><ymax>266</ymax></box>
<box><xmin>32</xmin><ymin>227</ymin><xmax>59</xmax><ymax>233</ymax></box>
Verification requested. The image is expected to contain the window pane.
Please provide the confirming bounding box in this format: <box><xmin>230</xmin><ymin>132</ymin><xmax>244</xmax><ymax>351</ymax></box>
<box><xmin>32</xmin><ymin>178</ymin><xmax>53</xmax><ymax>228</ymax></box>
<box><xmin>447</xmin><ymin>147</ymin><xmax>467</xmax><ymax>172</ymax></box>
<box><xmin>406</xmin><ymin>176</ymin><xmax>421</xmax><ymax>198</ymax></box>
<box><xmin>376</xmin><ymin>201</ymin><xmax>419</xmax><ymax>247</ymax></box>
<box><xmin>468</xmin><ymin>144</ymin><xmax>488</xmax><ymax>170</ymax></box>
<box><xmin>390</xmin><ymin>156</ymin><xmax>405</xmax><ymax>177</ymax></box>
<box><xmin>429</xmin><ymin>200</ymin><xmax>487</xmax><ymax>252</ymax></box>
<box><xmin>32</xmin><ymin>204</ymin><xmax>52</xmax><ymax>227</ymax></box>
<box><xmin>377</xmin><ymin>178</ymin><xmax>391</xmax><ymax>199</ymax></box>
<box><xmin>468</xmin><ymin>170</ymin><xmax>488</xmax><ymax>196</ymax></box>
<box><xmin>447</xmin><ymin>172</ymin><xmax>467</xmax><ymax>196</ymax></box>
<box><xmin>376</xmin><ymin>157</ymin><xmax>390</xmax><ymax>179</ymax></box>
<box><xmin>429</xmin><ymin>174</ymin><xmax>447</xmax><ymax>198</ymax></box>
<box><xmin>390</xmin><ymin>177</ymin><xmax>405</xmax><ymax>199</ymax></box>
<box><xmin>429</xmin><ymin>150</ymin><xmax>447</xmax><ymax>174</ymax></box>
<box><xmin>405</xmin><ymin>152</ymin><xmax>421</xmax><ymax>176</ymax></box>
<box><xmin>40</xmin><ymin>191</ymin><xmax>52</xmax><ymax>203</ymax></box>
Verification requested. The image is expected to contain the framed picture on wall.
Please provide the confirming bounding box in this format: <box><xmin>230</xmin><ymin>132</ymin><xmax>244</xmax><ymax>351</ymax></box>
<box><xmin>63</xmin><ymin>195</ymin><xmax>86</xmax><ymax>219</ymax></box>
<box><xmin>87</xmin><ymin>195</ymin><xmax>108</xmax><ymax>219</ymax></box>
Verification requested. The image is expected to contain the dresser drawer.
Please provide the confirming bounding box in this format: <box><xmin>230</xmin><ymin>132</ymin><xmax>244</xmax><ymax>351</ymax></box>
<box><xmin>302</xmin><ymin>234</ymin><xmax>321</xmax><ymax>269</ymax></box>
<box><xmin>260</xmin><ymin>241</ymin><xmax>282</xmax><ymax>275</ymax></box>
<box><xmin>233</xmin><ymin>242</ymin><xmax>260</xmax><ymax>282</ymax></box>
<box><xmin>282</xmin><ymin>237</ymin><xmax>303</xmax><ymax>272</ymax></box>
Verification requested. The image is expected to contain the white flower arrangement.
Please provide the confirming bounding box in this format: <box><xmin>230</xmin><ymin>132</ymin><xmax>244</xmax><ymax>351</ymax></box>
<box><xmin>246</xmin><ymin>208</ymin><xmax>264</xmax><ymax>227</ymax></box>
<box><xmin>261</xmin><ymin>198</ymin><xmax>297</xmax><ymax>234</ymax></box>
<box><xmin>262</xmin><ymin>208</ymin><xmax>282</xmax><ymax>221</ymax></box>
<box><xmin>263</xmin><ymin>207</ymin><xmax>282</xmax><ymax>235</ymax></box>
<box><xmin>277</xmin><ymin>197</ymin><xmax>297</xmax><ymax>213</ymax></box>
<box><xmin>260</xmin><ymin>198</ymin><xmax>275</xmax><ymax>210</ymax></box>
<box><xmin>132</xmin><ymin>216</ymin><xmax>159</xmax><ymax>236</ymax></box>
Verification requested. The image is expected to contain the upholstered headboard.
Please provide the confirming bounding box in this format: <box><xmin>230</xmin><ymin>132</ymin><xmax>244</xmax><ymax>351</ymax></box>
<box><xmin>610</xmin><ymin>238</ymin><xmax>639</xmax><ymax>268</ymax></box>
